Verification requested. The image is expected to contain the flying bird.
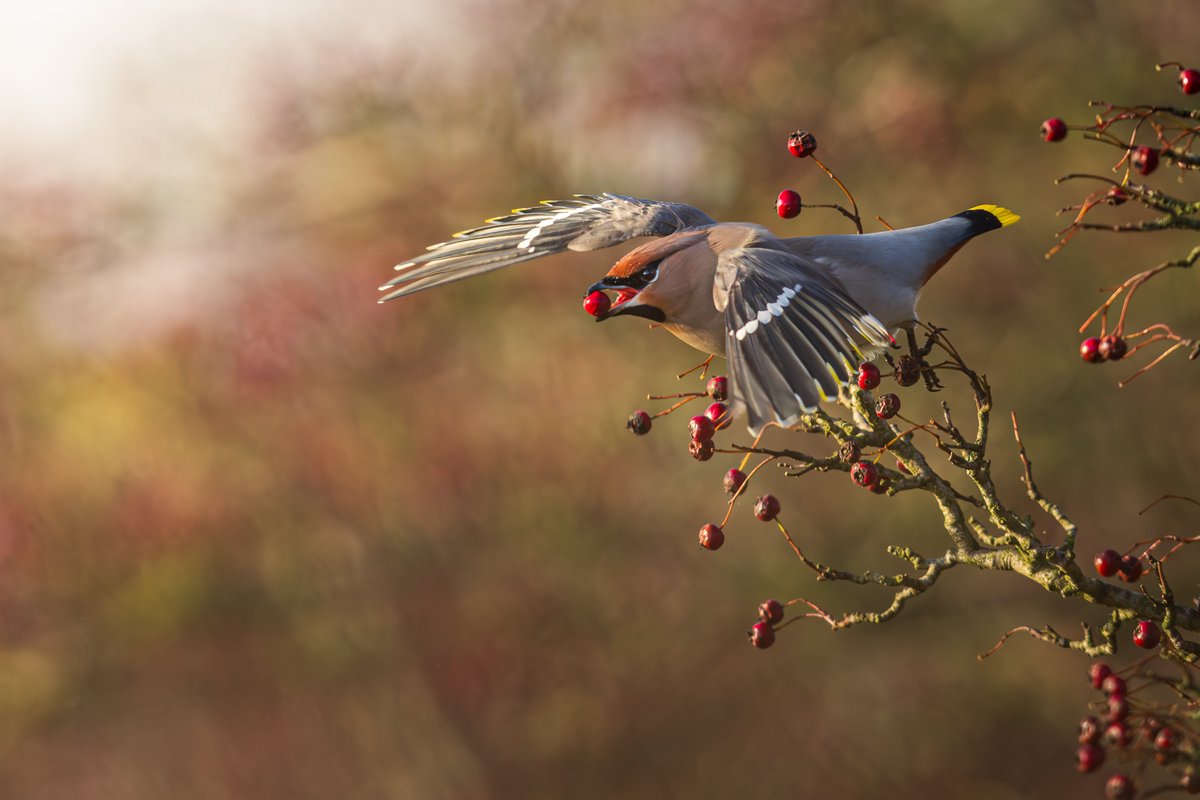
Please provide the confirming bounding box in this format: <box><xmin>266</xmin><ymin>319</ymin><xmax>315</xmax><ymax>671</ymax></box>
<box><xmin>379</xmin><ymin>194</ymin><xmax>1018</xmax><ymax>432</ymax></box>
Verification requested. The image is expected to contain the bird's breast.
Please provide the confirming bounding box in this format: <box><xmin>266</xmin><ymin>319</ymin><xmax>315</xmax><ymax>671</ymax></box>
<box><xmin>662</xmin><ymin>322</ymin><xmax>726</xmax><ymax>356</ymax></box>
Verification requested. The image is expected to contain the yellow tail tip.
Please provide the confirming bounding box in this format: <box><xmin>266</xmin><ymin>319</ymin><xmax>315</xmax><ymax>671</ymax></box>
<box><xmin>970</xmin><ymin>204</ymin><xmax>1020</xmax><ymax>228</ymax></box>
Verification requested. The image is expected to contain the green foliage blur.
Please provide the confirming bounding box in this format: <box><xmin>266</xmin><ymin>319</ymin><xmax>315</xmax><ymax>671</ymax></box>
<box><xmin>1</xmin><ymin>1</ymin><xmax>1199</xmax><ymax>797</ymax></box>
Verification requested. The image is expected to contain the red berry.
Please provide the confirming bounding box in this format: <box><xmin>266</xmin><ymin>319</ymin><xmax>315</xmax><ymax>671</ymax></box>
<box><xmin>1077</xmin><ymin>743</ymin><xmax>1105</xmax><ymax>773</ymax></box>
<box><xmin>875</xmin><ymin>393</ymin><xmax>901</xmax><ymax>420</ymax></box>
<box><xmin>1180</xmin><ymin>67</ymin><xmax>1200</xmax><ymax>95</ymax></box>
<box><xmin>1041</xmin><ymin>117</ymin><xmax>1067</xmax><ymax>142</ymax></box>
<box><xmin>787</xmin><ymin>130</ymin><xmax>817</xmax><ymax>158</ymax></box>
<box><xmin>857</xmin><ymin>362</ymin><xmax>881</xmax><ymax>390</ymax></box>
<box><xmin>1107</xmin><ymin>695</ymin><xmax>1129</xmax><ymax>722</ymax></box>
<box><xmin>1089</xmin><ymin>662</ymin><xmax>1113</xmax><ymax>690</ymax></box>
<box><xmin>850</xmin><ymin>461</ymin><xmax>878</xmax><ymax>488</ymax></box>
<box><xmin>698</xmin><ymin>523</ymin><xmax>725</xmax><ymax>551</ymax></box>
<box><xmin>707</xmin><ymin>375</ymin><xmax>729</xmax><ymax>401</ymax></box>
<box><xmin>1080</xmin><ymin>337</ymin><xmax>1103</xmax><ymax>363</ymax></box>
<box><xmin>758</xmin><ymin>599</ymin><xmax>785</xmax><ymax>625</ymax></box>
<box><xmin>1132</xmin><ymin>145</ymin><xmax>1159</xmax><ymax>176</ymax></box>
<box><xmin>1101</xmin><ymin>674</ymin><xmax>1127</xmax><ymax>698</ymax></box>
<box><xmin>1106</xmin><ymin>774</ymin><xmax>1135</xmax><ymax>800</ymax></box>
<box><xmin>1099</xmin><ymin>335</ymin><xmax>1127</xmax><ymax>361</ymax></box>
<box><xmin>627</xmin><ymin>410</ymin><xmax>652</xmax><ymax>435</ymax></box>
<box><xmin>748</xmin><ymin>621</ymin><xmax>775</xmax><ymax>649</ymax></box>
<box><xmin>583</xmin><ymin>290</ymin><xmax>611</xmax><ymax>317</ymax></box>
<box><xmin>1156</xmin><ymin>726</ymin><xmax>1177</xmax><ymax>753</ymax></box>
<box><xmin>688</xmin><ymin>414</ymin><xmax>716</xmax><ymax>443</ymax></box>
<box><xmin>1106</xmin><ymin>186</ymin><xmax>1128</xmax><ymax>205</ymax></box>
<box><xmin>894</xmin><ymin>459</ymin><xmax>911</xmax><ymax>475</ymax></box>
<box><xmin>1094</xmin><ymin>549</ymin><xmax>1121</xmax><ymax>578</ymax></box>
<box><xmin>689</xmin><ymin>438</ymin><xmax>715</xmax><ymax>462</ymax></box>
<box><xmin>754</xmin><ymin>495</ymin><xmax>781</xmax><ymax>522</ymax></box>
<box><xmin>1079</xmin><ymin>715</ymin><xmax>1102</xmax><ymax>744</ymax></box>
<box><xmin>723</xmin><ymin>468</ymin><xmax>747</xmax><ymax>495</ymax></box>
<box><xmin>776</xmin><ymin>189</ymin><xmax>802</xmax><ymax>219</ymax></box>
<box><xmin>1134</xmin><ymin>619</ymin><xmax>1162</xmax><ymax>649</ymax></box>
<box><xmin>705</xmin><ymin>402</ymin><xmax>730</xmax><ymax>428</ymax></box>
<box><xmin>1104</xmin><ymin>721</ymin><xmax>1130</xmax><ymax>749</ymax></box>
<box><xmin>1119</xmin><ymin>555</ymin><xmax>1143</xmax><ymax>582</ymax></box>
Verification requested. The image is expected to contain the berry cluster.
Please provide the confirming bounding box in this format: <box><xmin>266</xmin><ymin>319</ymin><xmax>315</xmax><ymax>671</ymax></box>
<box><xmin>1043</xmin><ymin>62</ymin><xmax>1200</xmax><ymax>382</ymax></box>
<box><xmin>749</xmin><ymin>598</ymin><xmax>784</xmax><ymax>649</ymax></box>
<box><xmin>1080</xmin><ymin>335</ymin><xmax>1128</xmax><ymax>364</ymax></box>
<box><xmin>1074</xmin><ymin>661</ymin><xmax>1200</xmax><ymax>797</ymax></box>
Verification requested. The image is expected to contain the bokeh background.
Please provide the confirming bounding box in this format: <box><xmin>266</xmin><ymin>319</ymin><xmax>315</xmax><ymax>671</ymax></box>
<box><xmin>1</xmin><ymin>1</ymin><xmax>1199</xmax><ymax>797</ymax></box>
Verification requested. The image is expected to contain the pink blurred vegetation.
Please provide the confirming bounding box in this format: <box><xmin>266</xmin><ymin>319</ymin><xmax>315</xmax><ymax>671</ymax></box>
<box><xmin>0</xmin><ymin>1</ymin><xmax>1199</xmax><ymax>798</ymax></box>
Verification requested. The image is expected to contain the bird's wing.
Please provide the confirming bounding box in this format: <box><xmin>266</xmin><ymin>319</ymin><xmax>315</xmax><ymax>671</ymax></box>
<box><xmin>379</xmin><ymin>193</ymin><xmax>715</xmax><ymax>302</ymax></box>
<box><xmin>715</xmin><ymin>247</ymin><xmax>893</xmax><ymax>433</ymax></box>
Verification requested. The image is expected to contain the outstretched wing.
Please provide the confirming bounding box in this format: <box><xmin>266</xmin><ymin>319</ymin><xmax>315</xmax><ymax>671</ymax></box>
<box><xmin>715</xmin><ymin>247</ymin><xmax>893</xmax><ymax>433</ymax></box>
<box><xmin>379</xmin><ymin>193</ymin><xmax>714</xmax><ymax>302</ymax></box>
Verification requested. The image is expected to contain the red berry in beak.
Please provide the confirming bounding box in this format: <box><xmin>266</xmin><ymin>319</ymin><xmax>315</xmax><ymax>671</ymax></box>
<box><xmin>583</xmin><ymin>290</ymin><xmax>611</xmax><ymax>317</ymax></box>
<box><xmin>1041</xmin><ymin>117</ymin><xmax>1067</xmax><ymax>142</ymax></box>
<box><xmin>698</xmin><ymin>523</ymin><xmax>725</xmax><ymax>551</ymax></box>
<box><xmin>1080</xmin><ymin>337</ymin><xmax>1103</xmax><ymax>363</ymax></box>
<box><xmin>857</xmin><ymin>362</ymin><xmax>881</xmax><ymax>390</ymax></box>
<box><xmin>748</xmin><ymin>621</ymin><xmax>776</xmax><ymax>649</ymax></box>
<box><xmin>787</xmin><ymin>130</ymin><xmax>817</xmax><ymax>158</ymax></box>
<box><xmin>753</xmin><ymin>495</ymin><xmax>781</xmax><ymax>522</ymax></box>
<box><xmin>776</xmin><ymin>189</ymin><xmax>802</xmax><ymax>219</ymax></box>
<box><xmin>1132</xmin><ymin>145</ymin><xmax>1159</xmax><ymax>176</ymax></box>
<box><xmin>1180</xmin><ymin>67</ymin><xmax>1200</xmax><ymax>95</ymax></box>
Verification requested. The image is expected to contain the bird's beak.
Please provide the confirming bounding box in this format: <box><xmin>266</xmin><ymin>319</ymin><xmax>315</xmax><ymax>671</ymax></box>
<box><xmin>587</xmin><ymin>280</ymin><xmax>643</xmax><ymax>321</ymax></box>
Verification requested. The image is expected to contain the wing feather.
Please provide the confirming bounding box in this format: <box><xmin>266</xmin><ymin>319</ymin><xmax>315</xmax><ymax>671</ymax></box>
<box><xmin>719</xmin><ymin>247</ymin><xmax>892</xmax><ymax>432</ymax></box>
<box><xmin>380</xmin><ymin>193</ymin><xmax>714</xmax><ymax>302</ymax></box>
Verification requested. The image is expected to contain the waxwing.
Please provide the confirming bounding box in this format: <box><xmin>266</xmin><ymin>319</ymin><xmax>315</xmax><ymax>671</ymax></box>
<box><xmin>379</xmin><ymin>194</ymin><xmax>1018</xmax><ymax>432</ymax></box>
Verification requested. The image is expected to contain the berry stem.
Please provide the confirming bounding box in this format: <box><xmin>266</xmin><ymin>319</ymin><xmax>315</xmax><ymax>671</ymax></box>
<box><xmin>719</xmin><ymin>455</ymin><xmax>777</xmax><ymax>528</ymax></box>
<box><xmin>810</xmin><ymin>155</ymin><xmax>863</xmax><ymax>234</ymax></box>
<box><xmin>676</xmin><ymin>355</ymin><xmax>715</xmax><ymax>380</ymax></box>
<box><xmin>650</xmin><ymin>395</ymin><xmax>704</xmax><ymax>418</ymax></box>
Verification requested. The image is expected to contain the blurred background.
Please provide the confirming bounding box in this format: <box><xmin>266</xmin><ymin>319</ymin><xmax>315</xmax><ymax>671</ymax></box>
<box><xmin>1</xmin><ymin>0</ymin><xmax>1199</xmax><ymax>797</ymax></box>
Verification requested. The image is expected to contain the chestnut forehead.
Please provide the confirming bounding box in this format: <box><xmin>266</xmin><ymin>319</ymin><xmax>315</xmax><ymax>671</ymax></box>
<box><xmin>605</xmin><ymin>231</ymin><xmax>706</xmax><ymax>277</ymax></box>
<box><xmin>606</xmin><ymin>249</ymin><xmax>659</xmax><ymax>277</ymax></box>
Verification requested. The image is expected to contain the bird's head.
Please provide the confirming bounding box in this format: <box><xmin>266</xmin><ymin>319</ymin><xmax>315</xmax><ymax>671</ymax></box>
<box><xmin>586</xmin><ymin>231</ymin><xmax>710</xmax><ymax>323</ymax></box>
